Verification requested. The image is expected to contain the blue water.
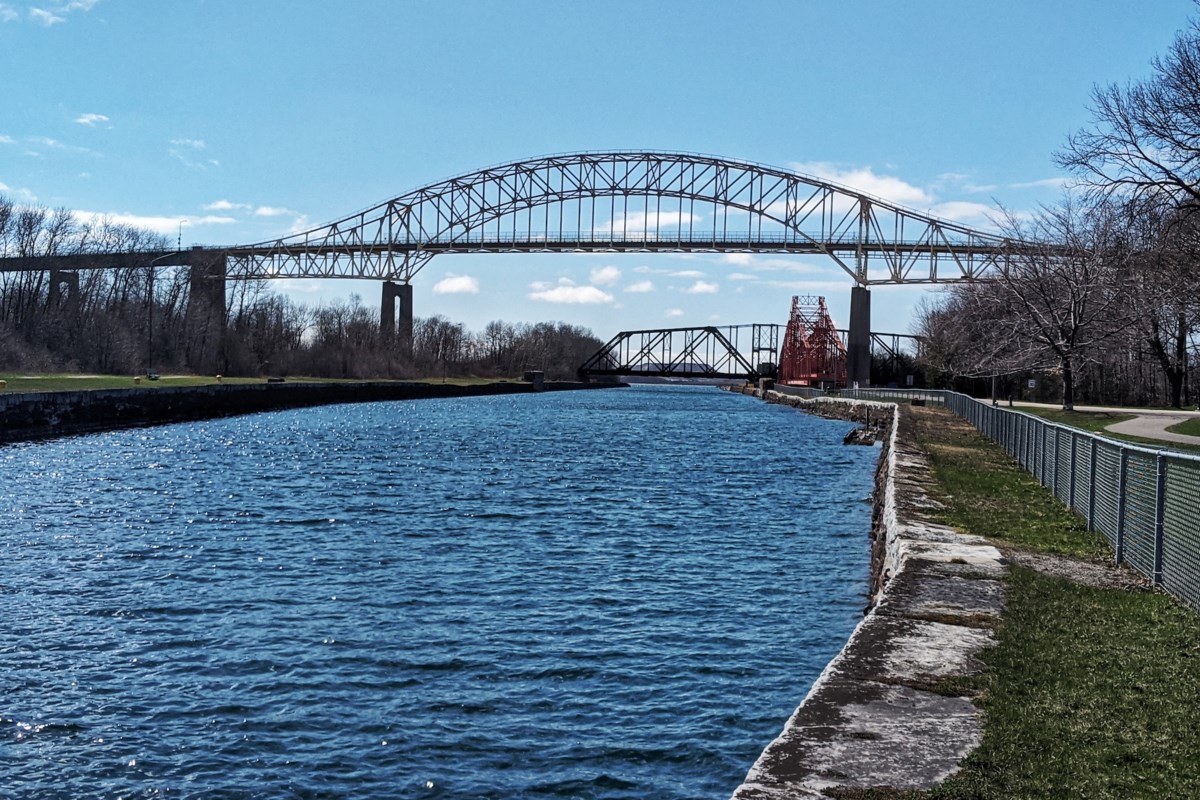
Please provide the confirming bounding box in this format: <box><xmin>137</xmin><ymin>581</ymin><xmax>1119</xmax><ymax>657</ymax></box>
<box><xmin>0</xmin><ymin>385</ymin><xmax>876</xmax><ymax>799</ymax></box>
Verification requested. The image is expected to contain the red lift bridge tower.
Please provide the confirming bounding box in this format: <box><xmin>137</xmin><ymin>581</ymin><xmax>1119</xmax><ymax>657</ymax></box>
<box><xmin>778</xmin><ymin>295</ymin><xmax>847</xmax><ymax>388</ymax></box>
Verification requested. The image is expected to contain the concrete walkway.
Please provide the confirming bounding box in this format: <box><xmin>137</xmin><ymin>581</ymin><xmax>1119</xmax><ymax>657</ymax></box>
<box><xmin>1011</xmin><ymin>401</ymin><xmax>1200</xmax><ymax>447</ymax></box>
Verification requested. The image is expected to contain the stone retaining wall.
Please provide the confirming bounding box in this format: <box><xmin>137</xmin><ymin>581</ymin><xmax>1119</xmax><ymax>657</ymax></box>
<box><xmin>726</xmin><ymin>386</ymin><xmax>1007</xmax><ymax>798</ymax></box>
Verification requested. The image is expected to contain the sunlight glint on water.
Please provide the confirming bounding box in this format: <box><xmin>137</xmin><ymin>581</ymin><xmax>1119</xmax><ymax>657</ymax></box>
<box><xmin>0</xmin><ymin>385</ymin><xmax>876</xmax><ymax>799</ymax></box>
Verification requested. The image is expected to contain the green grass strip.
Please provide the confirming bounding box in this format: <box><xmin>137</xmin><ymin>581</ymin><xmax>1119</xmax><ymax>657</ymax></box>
<box><xmin>932</xmin><ymin>567</ymin><xmax>1200</xmax><ymax>799</ymax></box>
<box><xmin>904</xmin><ymin>408</ymin><xmax>1200</xmax><ymax>799</ymax></box>
<box><xmin>1020</xmin><ymin>407</ymin><xmax>1200</xmax><ymax>454</ymax></box>
<box><xmin>1166</xmin><ymin>417</ymin><xmax>1200</xmax><ymax>437</ymax></box>
<box><xmin>1017</xmin><ymin>407</ymin><xmax>1135</xmax><ymax>433</ymax></box>
<box><xmin>916</xmin><ymin>411</ymin><xmax>1107</xmax><ymax>559</ymax></box>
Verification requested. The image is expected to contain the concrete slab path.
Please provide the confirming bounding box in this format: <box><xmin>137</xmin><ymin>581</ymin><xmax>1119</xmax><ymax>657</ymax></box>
<box><xmin>1011</xmin><ymin>401</ymin><xmax>1200</xmax><ymax>447</ymax></box>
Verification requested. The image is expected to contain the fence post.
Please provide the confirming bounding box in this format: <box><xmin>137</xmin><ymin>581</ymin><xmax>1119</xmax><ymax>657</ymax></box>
<box><xmin>1038</xmin><ymin>423</ymin><xmax>1046</xmax><ymax>485</ymax></box>
<box><xmin>1068</xmin><ymin>433</ymin><xmax>1077</xmax><ymax>510</ymax></box>
<box><xmin>1024</xmin><ymin>416</ymin><xmax>1030</xmax><ymax>469</ymax></box>
<box><xmin>1087</xmin><ymin>437</ymin><xmax>1097</xmax><ymax>531</ymax></box>
<box><xmin>1153</xmin><ymin>453</ymin><xmax>1166</xmax><ymax>586</ymax></box>
<box><xmin>1116</xmin><ymin>449</ymin><xmax>1128</xmax><ymax>564</ymax></box>
<box><xmin>1052</xmin><ymin>428</ymin><xmax>1060</xmax><ymax>498</ymax></box>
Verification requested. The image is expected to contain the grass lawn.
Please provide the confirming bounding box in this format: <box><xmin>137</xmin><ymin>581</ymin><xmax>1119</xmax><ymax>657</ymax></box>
<box><xmin>912</xmin><ymin>408</ymin><xmax>1107</xmax><ymax>559</ymax></box>
<box><xmin>902</xmin><ymin>407</ymin><xmax>1200</xmax><ymax>799</ymax></box>
<box><xmin>931</xmin><ymin>567</ymin><xmax>1200</xmax><ymax>799</ymax></box>
<box><xmin>1019</xmin><ymin>406</ymin><xmax>1200</xmax><ymax>454</ymax></box>
<box><xmin>1016</xmin><ymin>407</ymin><xmax>1135</xmax><ymax>433</ymax></box>
<box><xmin>1166</xmin><ymin>417</ymin><xmax>1200</xmax><ymax>437</ymax></box>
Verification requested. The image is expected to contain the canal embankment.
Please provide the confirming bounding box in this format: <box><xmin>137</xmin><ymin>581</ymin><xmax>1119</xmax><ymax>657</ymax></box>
<box><xmin>0</xmin><ymin>379</ymin><xmax>618</xmax><ymax>444</ymax></box>
<box><xmin>725</xmin><ymin>385</ymin><xmax>1007</xmax><ymax>798</ymax></box>
<box><xmin>729</xmin><ymin>385</ymin><xmax>1200</xmax><ymax>798</ymax></box>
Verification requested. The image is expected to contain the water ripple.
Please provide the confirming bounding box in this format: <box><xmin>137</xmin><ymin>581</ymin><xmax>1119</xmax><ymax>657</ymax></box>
<box><xmin>0</xmin><ymin>385</ymin><xmax>875</xmax><ymax>799</ymax></box>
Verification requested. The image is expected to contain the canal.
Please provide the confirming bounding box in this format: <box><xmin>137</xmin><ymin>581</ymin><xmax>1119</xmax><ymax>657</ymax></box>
<box><xmin>0</xmin><ymin>384</ymin><xmax>877</xmax><ymax>799</ymax></box>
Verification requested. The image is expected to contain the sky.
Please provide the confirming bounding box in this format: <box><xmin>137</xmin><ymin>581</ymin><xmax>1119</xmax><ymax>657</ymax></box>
<box><xmin>2</xmin><ymin>0</ymin><xmax>1197</xmax><ymax>341</ymax></box>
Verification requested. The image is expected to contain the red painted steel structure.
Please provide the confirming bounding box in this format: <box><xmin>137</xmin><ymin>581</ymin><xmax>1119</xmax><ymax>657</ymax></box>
<box><xmin>778</xmin><ymin>295</ymin><xmax>847</xmax><ymax>387</ymax></box>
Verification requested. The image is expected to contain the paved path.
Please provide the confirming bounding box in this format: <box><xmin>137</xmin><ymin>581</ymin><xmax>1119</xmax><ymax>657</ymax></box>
<box><xmin>1012</xmin><ymin>401</ymin><xmax>1200</xmax><ymax>447</ymax></box>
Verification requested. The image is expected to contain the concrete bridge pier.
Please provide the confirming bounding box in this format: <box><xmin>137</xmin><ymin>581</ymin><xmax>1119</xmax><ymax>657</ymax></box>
<box><xmin>381</xmin><ymin>281</ymin><xmax>414</xmax><ymax>360</ymax></box>
<box><xmin>185</xmin><ymin>247</ymin><xmax>228</xmax><ymax>373</ymax></box>
<box><xmin>48</xmin><ymin>270</ymin><xmax>80</xmax><ymax>310</ymax></box>
<box><xmin>847</xmin><ymin>286</ymin><xmax>871</xmax><ymax>388</ymax></box>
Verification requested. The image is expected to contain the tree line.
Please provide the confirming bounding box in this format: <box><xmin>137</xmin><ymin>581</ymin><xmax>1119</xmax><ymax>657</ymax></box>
<box><xmin>916</xmin><ymin>12</ymin><xmax>1200</xmax><ymax>409</ymax></box>
<box><xmin>0</xmin><ymin>197</ymin><xmax>602</xmax><ymax>380</ymax></box>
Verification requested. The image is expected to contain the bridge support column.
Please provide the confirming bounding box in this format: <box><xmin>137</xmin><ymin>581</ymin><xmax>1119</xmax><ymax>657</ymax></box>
<box><xmin>185</xmin><ymin>247</ymin><xmax>227</xmax><ymax>374</ymax></box>
<box><xmin>48</xmin><ymin>270</ymin><xmax>80</xmax><ymax>310</ymax></box>
<box><xmin>381</xmin><ymin>281</ymin><xmax>413</xmax><ymax>360</ymax></box>
<box><xmin>847</xmin><ymin>286</ymin><xmax>871</xmax><ymax>388</ymax></box>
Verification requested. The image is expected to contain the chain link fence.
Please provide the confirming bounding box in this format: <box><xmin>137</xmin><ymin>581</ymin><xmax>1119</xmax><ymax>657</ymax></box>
<box><xmin>833</xmin><ymin>387</ymin><xmax>1200</xmax><ymax>611</ymax></box>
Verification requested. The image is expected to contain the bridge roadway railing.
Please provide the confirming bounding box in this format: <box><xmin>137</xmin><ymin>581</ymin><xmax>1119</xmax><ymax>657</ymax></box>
<box><xmin>804</xmin><ymin>387</ymin><xmax>1200</xmax><ymax>611</ymax></box>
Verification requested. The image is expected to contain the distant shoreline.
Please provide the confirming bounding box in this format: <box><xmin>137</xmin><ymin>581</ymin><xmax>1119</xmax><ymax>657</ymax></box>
<box><xmin>0</xmin><ymin>380</ymin><xmax>622</xmax><ymax>445</ymax></box>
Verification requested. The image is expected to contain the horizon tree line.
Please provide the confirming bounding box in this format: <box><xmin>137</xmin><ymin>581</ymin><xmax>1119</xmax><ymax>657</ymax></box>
<box><xmin>0</xmin><ymin>196</ymin><xmax>603</xmax><ymax>381</ymax></box>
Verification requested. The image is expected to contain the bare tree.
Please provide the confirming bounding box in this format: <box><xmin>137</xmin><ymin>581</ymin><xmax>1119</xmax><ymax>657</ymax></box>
<box><xmin>1119</xmin><ymin>199</ymin><xmax>1200</xmax><ymax>406</ymax></box>
<box><xmin>1059</xmin><ymin>12</ymin><xmax>1200</xmax><ymax>216</ymax></box>
<box><xmin>919</xmin><ymin>198</ymin><xmax>1135</xmax><ymax>409</ymax></box>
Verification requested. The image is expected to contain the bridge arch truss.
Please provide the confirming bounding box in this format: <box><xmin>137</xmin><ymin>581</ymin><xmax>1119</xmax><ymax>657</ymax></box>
<box><xmin>227</xmin><ymin>151</ymin><xmax>1013</xmax><ymax>285</ymax></box>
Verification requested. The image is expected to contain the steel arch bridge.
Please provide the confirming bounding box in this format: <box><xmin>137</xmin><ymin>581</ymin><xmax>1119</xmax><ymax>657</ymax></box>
<box><xmin>223</xmin><ymin>150</ymin><xmax>1013</xmax><ymax>286</ymax></box>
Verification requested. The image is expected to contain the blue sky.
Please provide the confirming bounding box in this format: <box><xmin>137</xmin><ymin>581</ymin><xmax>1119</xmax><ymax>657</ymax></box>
<box><xmin>1</xmin><ymin>0</ymin><xmax>1196</xmax><ymax>340</ymax></box>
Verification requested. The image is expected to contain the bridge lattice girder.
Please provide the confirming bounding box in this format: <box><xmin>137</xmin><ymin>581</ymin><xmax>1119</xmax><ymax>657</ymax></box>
<box><xmin>579</xmin><ymin>324</ymin><xmax>780</xmax><ymax>380</ymax></box>
<box><xmin>224</xmin><ymin>151</ymin><xmax>1016</xmax><ymax>285</ymax></box>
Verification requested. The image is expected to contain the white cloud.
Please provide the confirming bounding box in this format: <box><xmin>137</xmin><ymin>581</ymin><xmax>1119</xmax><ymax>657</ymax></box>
<box><xmin>624</xmin><ymin>280</ymin><xmax>655</xmax><ymax>293</ymax></box>
<box><xmin>432</xmin><ymin>273</ymin><xmax>480</xmax><ymax>295</ymax></box>
<box><xmin>589</xmin><ymin>265</ymin><xmax>621</xmax><ymax>286</ymax></box>
<box><xmin>0</xmin><ymin>181</ymin><xmax>36</xmax><ymax>202</ymax></box>
<box><xmin>760</xmin><ymin>278</ymin><xmax>853</xmax><ymax>293</ymax></box>
<box><xmin>665</xmin><ymin>308</ymin><xmax>684</xmax><ymax>318</ymax></box>
<box><xmin>1009</xmin><ymin>177</ymin><xmax>1072</xmax><ymax>190</ymax></box>
<box><xmin>273</xmin><ymin>278</ymin><xmax>324</xmax><ymax>294</ymax></box>
<box><xmin>670</xmin><ymin>269</ymin><xmax>706</xmax><ymax>278</ymax></box>
<box><xmin>74</xmin><ymin>113</ymin><xmax>109</xmax><ymax>127</ymax></box>
<box><xmin>933</xmin><ymin>172</ymin><xmax>998</xmax><ymax>194</ymax></box>
<box><xmin>29</xmin><ymin>7</ymin><xmax>65</xmax><ymax>25</ymax></box>
<box><xmin>204</xmin><ymin>199</ymin><xmax>249</xmax><ymax>211</ymax></box>
<box><xmin>600</xmin><ymin>209</ymin><xmax>700</xmax><ymax>233</ymax></box>
<box><xmin>928</xmin><ymin>201</ymin><xmax>997</xmax><ymax>226</ymax></box>
<box><xmin>727</xmin><ymin>272</ymin><xmax>757</xmax><ymax>281</ymax></box>
<box><xmin>27</xmin><ymin>136</ymin><xmax>93</xmax><ymax>154</ymax></box>
<box><xmin>254</xmin><ymin>205</ymin><xmax>295</xmax><ymax>217</ymax></box>
<box><xmin>790</xmin><ymin>161</ymin><xmax>932</xmax><ymax>207</ymax></box>
<box><xmin>8</xmin><ymin>1</ymin><xmax>97</xmax><ymax>25</ymax></box>
<box><xmin>0</xmin><ymin>134</ymin><xmax>14</xmax><ymax>144</ymax></box>
<box><xmin>528</xmin><ymin>278</ymin><xmax>614</xmax><ymax>305</ymax></box>
<box><xmin>74</xmin><ymin>210</ymin><xmax>237</xmax><ymax>234</ymax></box>
<box><xmin>684</xmin><ymin>280</ymin><xmax>719</xmax><ymax>295</ymax></box>
<box><xmin>169</xmin><ymin>138</ymin><xmax>214</xmax><ymax>169</ymax></box>
<box><xmin>716</xmin><ymin>253</ymin><xmax>832</xmax><ymax>275</ymax></box>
